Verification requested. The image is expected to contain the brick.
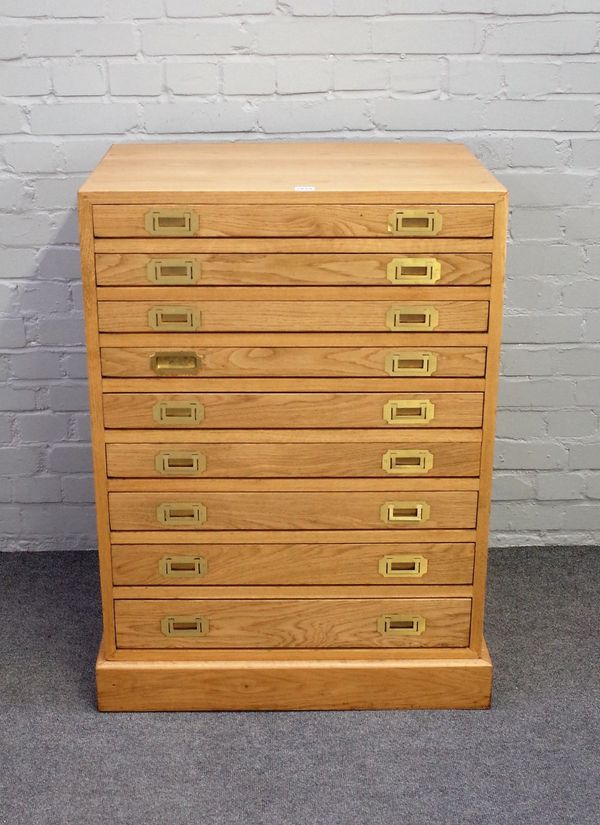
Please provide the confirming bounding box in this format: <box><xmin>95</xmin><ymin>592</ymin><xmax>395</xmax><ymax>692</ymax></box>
<box><xmin>222</xmin><ymin>61</ymin><xmax>276</xmax><ymax>95</ymax></box>
<box><xmin>333</xmin><ymin>59</ymin><xmax>387</xmax><ymax>92</ymax></box>
<box><xmin>485</xmin><ymin>19</ymin><xmax>597</xmax><ymax>54</ymax></box>
<box><xmin>20</xmin><ymin>282</ymin><xmax>70</xmax><ymax>313</ymax></box>
<box><xmin>36</xmin><ymin>315</ymin><xmax>84</xmax><ymax>346</ymax></box>
<box><xmin>0</xmin><ymin>26</ymin><xmax>26</xmax><ymax>58</ymax></box>
<box><xmin>556</xmin><ymin>348</ymin><xmax>600</xmax><ymax>377</ymax></box>
<box><xmin>0</xmin><ymin>414</ymin><xmax>12</xmax><ymax>442</ymax></box>
<box><xmin>545</xmin><ymin>410</ymin><xmax>597</xmax><ymax>438</ymax></box>
<box><xmin>286</xmin><ymin>0</ymin><xmax>333</xmax><ymax>12</ymax></box>
<box><xmin>73</xmin><ymin>413</ymin><xmax>90</xmax><ymax>441</ymax></box>
<box><xmin>372</xmin><ymin>18</ymin><xmax>483</xmax><ymax>54</ymax></box>
<box><xmin>165</xmin><ymin>63</ymin><xmax>219</xmax><ymax>95</ymax></box>
<box><xmin>569</xmin><ymin>443</ymin><xmax>600</xmax><ymax>469</ymax></box>
<box><xmin>0</xmin><ymin>1</ymin><xmax>48</xmax><ymax>16</ymax></box>
<box><xmin>13</xmin><ymin>476</ymin><xmax>62</xmax><ymax>503</ymax></box>
<box><xmin>0</xmin><ymin>282</ymin><xmax>18</xmax><ymax>312</ymax></box>
<box><xmin>258</xmin><ymin>99</ymin><xmax>370</xmax><ymax>134</ymax></box>
<box><xmin>142</xmin><ymin>22</ymin><xmax>249</xmax><ymax>55</ymax></box>
<box><xmin>0</xmin><ymin>104</ymin><xmax>26</xmax><ymax>134</ymax></box>
<box><xmin>390</xmin><ymin>58</ymin><xmax>441</xmax><ymax>93</ymax></box>
<box><xmin>143</xmin><ymin>101</ymin><xmax>255</xmax><ymax>133</ymax></box>
<box><xmin>0</xmin><ymin>506</ymin><xmax>21</xmax><ymax>533</ymax></box>
<box><xmin>109</xmin><ymin>62</ymin><xmax>163</xmax><ymax>96</ymax></box>
<box><xmin>509</xmin><ymin>209</ymin><xmax>562</xmax><ymax>241</ymax></box>
<box><xmin>106</xmin><ymin>0</ymin><xmax>163</xmax><ymax>18</ymax></box>
<box><xmin>562</xmin><ymin>504</ymin><xmax>600</xmax><ymax>530</ymax></box>
<box><xmin>448</xmin><ymin>59</ymin><xmax>502</xmax><ymax>96</ymax></box>
<box><xmin>491</xmin><ymin>502</ymin><xmax>563</xmax><ymax>531</ymax></box>
<box><xmin>167</xmin><ymin>0</ymin><xmax>275</xmax><ymax>12</ymax></box>
<box><xmin>498</xmin><ymin>378</ymin><xmax>575</xmax><ymax>408</ymax></box>
<box><xmin>510</xmin><ymin>138</ymin><xmax>561</xmax><ymax>168</ymax></box>
<box><xmin>334</xmin><ymin>0</ymin><xmax>386</xmax><ymax>12</ymax></box>
<box><xmin>61</xmin><ymin>475</ymin><xmax>95</xmax><ymax>502</ymax></box>
<box><xmin>11</xmin><ymin>351</ymin><xmax>63</xmax><ymax>379</ymax></box>
<box><xmin>575</xmin><ymin>379</ymin><xmax>600</xmax><ymax>406</ymax></box>
<box><xmin>501</xmin><ymin>347</ymin><xmax>556</xmax><ymax>377</ymax></box>
<box><xmin>507</xmin><ymin>243</ymin><xmax>582</xmax><ymax>276</ymax></box>
<box><xmin>63</xmin><ymin>352</ymin><xmax>87</xmax><ymax>378</ymax></box>
<box><xmin>48</xmin><ymin>384</ymin><xmax>88</xmax><ymax>411</ymax></box>
<box><xmin>495</xmin><ymin>440</ymin><xmax>568</xmax><ymax>470</ymax></box>
<box><xmin>48</xmin><ymin>443</ymin><xmax>92</xmax><ymax>473</ymax></box>
<box><xmin>18</xmin><ymin>503</ymin><xmax>96</xmax><ymax>535</ymax></box>
<box><xmin>34</xmin><ymin>176</ymin><xmax>85</xmax><ymax>209</ymax></box>
<box><xmin>70</xmin><ymin>282</ymin><xmax>83</xmax><ymax>311</ymax></box>
<box><xmin>0</xmin><ymin>387</ymin><xmax>37</xmax><ymax>410</ymax></box>
<box><xmin>253</xmin><ymin>19</ymin><xmax>369</xmax><ymax>55</ymax></box>
<box><xmin>564</xmin><ymin>208</ymin><xmax>600</xmax><ymax>242</ymax></box>
<box><xmin>4</xmin><ymin>142</ymin><xmax>60</xmax><ymax>173</ymax></box>
<box><xmin>18</xmin><ymin>412</ymin><xmax>69</xmax><ymax>442</ymax></box>
<box><xmin>52</xmin><ymin>62</ymin><xmax>106</xmax><ymax>96</ymax></box>
<box><xmin>276</xmin><ymin>59</ymin><xmax>331</xmax><ymax>94</ymax></box>
<box><xmin>483</xmin><ymin>100</ymin><xmax>596</xmax><ymax>133</ymax></box>
<box><xmin>0</xmin><ymin>213</ymin><xmax>54</xmax><ymax>247</ymax></box>
<box><xmin>0</xmin><ymin>318</ymin><xmax>26</xmax><ymax>348</ymax></box>
<box><xmin>373</xmin><ymin>99</ymin><xmax>483</xmax><ymax>131</ymax></box>
<box><xmin>562</xmin><ymin>279</ymin><xmax>600</xmax><ymax>309</ymax></box>
<box><xmin>571</xmin><ymin>139</ymin><xmax>600</xmax><ymax>167</ymax></box>
<box><xmin>60</xmin><ymin>140</ymin><xmax>111</xmax><ymax>172</ymax></box>
<box><xmin>0</xmin><ymin>178</ymin><xmax>29</xmax><ymax>211</ymax></box>
<box><xmin>503</xmin><ymin>315</ymin><xmax>583</xmax><ymax>345</ymax></box>
<box><xmin>0</xmin><ymin>446</ymin><xmax>43</xmax><ymax>475</ymax></box>
<box><xmin>35</xmin><ymin>247</ymin><xmax>81</xmax><ymax>281</ymax></box>
<box><xmin>48</xmin><ymin>0</ymin><xmax>106</xmax><ymax>15</ymax></box>
<box><xmin>495</xmin><ymin>410</ymin><xmax>546</xmax><ymax>439</ymax></box>
<box><xmin>504</xmin><ymin>278</ymin><xmax>560</xmax><ymax>311</ymax></box>
<box><xmin>586</xmin><ymin>475</ymin><xmax>600</xmax><ymax>499</ymax></box>
<box><xmin>583</xmin><ymin>311</ymin><xmax>600</xmax><ymax>343</ymax></box>
<box><xmin>504</xmin><ymin>61</ymin><xmax>560</xmax><ymax>98</ymax></box>
<box><xmin>492</xmin><ymin>474</ymin><xmax>536</xmax><ymax>501</ymax></box>
<box><xmin>0</xmin><ymin>65</ymin><xmax>51</xmax><ymax>96</ymax></box>
<box><xmin>30</xmin><ymin>102</ymin><xmax>138</xmax><ymax>135</ymax></box>
<box><xmin>27</xmin><ymin>23</ymin><xmax>136</xmax><ymax>56</ymax></box>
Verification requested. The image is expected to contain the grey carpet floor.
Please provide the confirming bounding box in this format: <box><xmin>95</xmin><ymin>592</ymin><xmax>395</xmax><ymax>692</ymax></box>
<box><xmin>0</xmin><ymin>548</ymin><xmax>599</xmax><ymax>825</ymax></box>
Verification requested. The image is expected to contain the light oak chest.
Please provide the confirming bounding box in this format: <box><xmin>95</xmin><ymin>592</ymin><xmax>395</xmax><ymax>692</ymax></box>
<box><xmin>78</xmin><ymin>142</ymin><xmax>507</xmax><ymax>711</ymax></box>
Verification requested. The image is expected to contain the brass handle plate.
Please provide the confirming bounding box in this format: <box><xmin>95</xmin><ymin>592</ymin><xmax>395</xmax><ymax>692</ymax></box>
<box><xmin>159</xmin><ymin>555</ymin><xmax>207</xmax><ymax>578</ymax></box>
<box><xmin>156</xmin><ymin>501</ymin><xmax>207</xmax><ymax>526</ymax></box>
<box><xmin>382</xmin><ymin>449</ymin><xmax>434</xmax><ymax>475</ymax></box>
<box><xmin>152</xmin><ymin>400</ymin><xmax>204</xmax><ymax>426</ymax></box>
<box><xmin>383</xmin><ymin>399</ymin><xmax>435</xmax><ymax>426</ymax></box>
<box><xmin>377</xmin><ymin>614</ymin><xmax>426</xmax><ymax>636</ymax></box>
<box><xmin>378</xmin><ymin>554</ymin><xmax>428</xmax><ymax>578</ymax></box>
<box><xmin>155</xmin><ymin>451</ymin><xmax>206</xmax><ymax>476</ymax></box>
<box><xmin>387</xmin><ymin>209</ymin><xmax>442</xmax><ymax>237</ymax></box>
<box><xmin>148</xmin><ymin>306</ymin><xmax>201</xmax><ymax>331</ymax></box>
<box><xmin>144</xmin><ymin>209</ymin><xmax>199</xmax><ymax>237</ymax></box>
<box><xmin>386</xmin><ymin>305</ymin><xmax>439</xmax><ymax>332</ymax></box>
<box><xmin>147</xmin><ymin>258</ymin><xmax>200</xmax><ymax>285</ymax></box>
<box><xmin>387</xmin><ymin>257</ymin><xmax>442</xmax><ymax>285</ymax></box>
<box><xmin>380</xmin><ymin>500</ymin><xmax>431</xmax><ymax>525</ymax></box>
<box><xmin>161</xmin><ymin>615</ymin><xmax>208</xmax><ymax>637</ymax></box>
<box><xmin>385</xmin><ymin>351</ymin><xmax>438</xmax><ymax>377</ymax></box>
<box><xmin>150</xmin><ymin>352</ymin><xmax>201</xmax><ymax>376</ymax></box>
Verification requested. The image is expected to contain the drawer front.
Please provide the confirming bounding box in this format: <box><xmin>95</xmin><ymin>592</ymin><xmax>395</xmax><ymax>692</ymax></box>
<box><xmin>106</xmin><ymin>438</ymin><xmax>481</xmax><ymax>478</ymax></box>
<box><xmin>95</xmin><ymin>252</ymin><xmax>493</xmax><ymax>287</ymax></box>
<box><xmin>100</xmin><ymin>347</ymin><xmax>487</xmax><ymax>379</ymax></box>
<box><xmin>108</xmin><ymin>490</ymin><xmax>478</xmax><ymax>531</ymax></box>
<box><xmin>112</xmin><ymin>542</ymin><xmax>475</xmax><ymax>586</ymax></box>
<box><xmin>114</xmin><ymin>597</ymin><xmax>472</xmax><ymax>648</ymax></box>
<box><xmin>103</xmin><ymin>392</ymin><xmax>485</xmax><ymax>429</ymax></box>
<box><xmin>98</xmin><ymin>300</ymin><xmax>489</xmax><ymax>334</ymax></box>
<box><xmin>93</xmin><ymin>204</ymin><xmax>494</xmax><ymax>238</ymax></box>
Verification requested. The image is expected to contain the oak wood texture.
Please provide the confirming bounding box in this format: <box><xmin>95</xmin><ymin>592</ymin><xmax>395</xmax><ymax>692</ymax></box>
<box><xmin>95</xmin><ymin>252</ymin><xmax>492</xmax><ymax>287</ymax></box>
<box><xmin>111</xmin><ymin>542</ymin><xmax>475</xmax><ymax>586</ymax></box>
<box><xmin>100</xmin><ymin>345</ymin><xmax>487</xmax><ymax>378</ymax></box>
<box><xmin>114</xmin><ymin>597</ymin><xmax>472</xmax><ymax>649</ymax></box>
<box><xmin>80</xmin><ymin>141</ymin><xmax>506</xmax><ymax>710</ymax></box>
<box><xmin>97</xmin><ymin>299</ymin><xmax>489</xmax><ymax>333</ymax></box>
<box><xmin>105</xmin><ymin>436</ymin><xmax>481</xmax><ymax>478</ymax></box>
<box><xmin>108</xmin><ymin>490</ymin><xmax>479</xmax><ymax>531</ymax></box>
<box><xmin>102</xmin><ymin>391</ymin><xmax>484</xmax><ymax>429</ymax></box>
<box><xmin>96</xmin><ymin>639</ymin><xmax>493</xmax><ymax>710</ymax></box>
<box><xmin>93</xmin><ymin>203</ymin><xmax>494</xmax><ymax>239</ymax></box>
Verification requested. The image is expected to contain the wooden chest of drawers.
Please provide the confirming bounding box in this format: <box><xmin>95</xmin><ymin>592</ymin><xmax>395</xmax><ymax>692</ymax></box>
<box><xmin>78</xmin><ymin>142</ymin><xmax>507</xmax><ymax>711</ymax></box>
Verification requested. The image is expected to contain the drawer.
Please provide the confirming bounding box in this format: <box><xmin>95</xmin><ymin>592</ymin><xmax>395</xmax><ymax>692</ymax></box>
<box><xmin>114</xmin><ymin>597</ymin><xmax>472</xmax><ymax>648</ymax></box>
<box><xmin>112</xmin><ymin>542</ymin><xmax>475</xmax><ymax>586</ymax></box>
<box><xmin>105</xmin><ymin>436</ymin><xmax>481</xmax><ymax>478</ymax></box>
<box><xmin>108</xmin><ymin>490</ymin><xmax>478</xmax><ymax>531</ymax></box>
<box><xmin>97</xmin><ymin>300</ymin><xmax>489</xmax><ymax>334</ymax></box>
<box><xmin>95</xmin><ymin>252</ymin><xmax>493</xmax><ymax>287</ymax></box>
<box><xmin>103</xmin><ymin>392</ymin><xmax>485</xmax><ymax>429</ymax></box>
<box><xmin>100</xmin><ymin>346</ymin><xmax>487</xmax><ymax>379</ymax></box>
<box><xmin>93</xmin><ymin>204</ymin><xmax>494</xmax><ymax>238</ymax></box>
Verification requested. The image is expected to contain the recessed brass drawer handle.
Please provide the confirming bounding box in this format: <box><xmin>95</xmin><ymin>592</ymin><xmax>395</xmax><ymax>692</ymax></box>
<box><xmin>385</xmin><ymin>351</ymin><xmax>438</xmax><ymax>377</ymax></box>
<box><xmin>150</xmin><ymin>352</ymin><xmax>201</xmax><ymax>376</ymax></box>
<box><xmin>386</xmin><ymin>305</ymin><xmax>439</xmax><ymax>332</ymax></box>
<box><xmin>377</xmin><ymin>614</ymin><xmax>426</xmax><ymax>636</ymax></box>
<box><xmin>388</xmin><ymin>209</ymin><xmax>442</xmax><ymax>237</ymax></box>
<box><xmin>378</xmin><ymin>554</ymin><xmax>428</xmax><ymax>578</ymax></box>
<box><xmin>148</xmin><ymin>306</ymin><xmax>201</xmax><ymax>331</ymax></box>
<box><xmin>146</xmin><ymin>258</ymin><xmax>200</xmax><ymax>285</ymax></box>
<box><xmin>382</xmin><ymin>449</ymin><xmax>434</xmax><ymax>475</ymax></box>
<box><xmin>161</xmin><ymin>615</ymin><xmax>208</xmax><ymax>637</ymax></box>
<box><xmin>155</xmin><ymin>451</ymin><xmax>206</xmax><ymax>476</ymax></box>
<box><xmin>380</xmin><ymin>500</ymin><xmax>431</xmax><ymax>525</ymax></box>
<box><xmin>144</xmin><ymin>209</ymin><xmax>199</xmax><ymax>236</ymax></box>
<box><xmin>152</xmin><ymin>400</ymin><xmax>204</xmax><ymax>426</ymax></box>
<box><xmin>159</xmin><ymin>554</ymin><xmax>207</xmax><ymax>578</ymax></box>
<box><xmin>387</xmin><ymin>257</ymin><xmax>442</xmax><ymax>285</ymax></box>
<box><xmin>156</xmin><ymin>501</ymin><xmax>207</xmax><ymax>526</ymax></box>
<box><xmin>383</xmin><ymin>399</ymin><xmax>435</xmax><ymax>425</ymax></box>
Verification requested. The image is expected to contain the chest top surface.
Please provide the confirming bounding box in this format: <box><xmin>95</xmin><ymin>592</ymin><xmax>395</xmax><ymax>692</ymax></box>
<box><xmin>80</xmin><ymin>141</ymin><xmax>506</xmax><ymax>202</ymax></box>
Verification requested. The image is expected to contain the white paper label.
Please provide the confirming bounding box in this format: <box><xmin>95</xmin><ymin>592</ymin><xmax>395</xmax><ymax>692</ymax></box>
<box><xmin>294</xmin><ymin>185</ymin><xmax>316</xmax><ymax>191</ymax></box>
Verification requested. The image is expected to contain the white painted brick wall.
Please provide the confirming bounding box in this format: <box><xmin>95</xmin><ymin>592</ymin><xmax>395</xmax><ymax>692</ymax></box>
<box><xmin>0</xmin><ymin>4</ymin><xmax>599</xmax><ymax>551</ymax></box>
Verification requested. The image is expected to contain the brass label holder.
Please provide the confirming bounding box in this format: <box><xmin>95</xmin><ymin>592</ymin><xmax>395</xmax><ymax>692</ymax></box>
<box><xmin>386</xmin><ymin>305</ymin><xmax>439</xmax><ymax>332</ymax></box>
<box><xmin>387</xmin><ymin>257</ymin><xmax>442</xmax><ymax>285</ymax></box>
<box><xmin>378</xmin><ymin>554</ymin><xmax>428</xmax><ymax>578</ymax></box>
<box><xmin>380</xmin><ymin>500</ymin><xmax>431</xmax><ymax>525</ymax></box>
<box><xmin>156</xmin><ymin>501</ymin><xmax>207</xmax><ymax>527</ymax></box>
<box><xmin>146</xmin><ymin>258</ymin><xmax>200</xmax><ymax>285</ymax></box>
<box><xmin>161</xmin><ymin>615</ymin><xmax>208</xmax><ymax>637</ymax></box>
<box><xmin>148</xmin><ymin>306</ymin><xmax>201</xmax><ymax>331</ymax></box>
<box><xmin>152</xmin><ymin>400</ymin><xmax>204</xmax><ymax>426</ymax></box>
<box><xmin>150</xmin><ymin>352</ymin><xmax>201</xmax><ymax>376</ymax></box>
<box><xmin>385</xmin><ymin>351</ymin><xmax>438</xmax><ymax>377</ymax></box>
<box><xmin>383</xmin><ymin>399</ymin><xmax>435</xmax><ymax>426</ymax></box>
<box><xmin>387</xmin><ymin>209</ymin><xmax>442</xmax><ymax>237</ymax></box>
<box><xmin>377</xmin><ymin>614</ymin><xmax>426</xmax><ymax>636</ymax></box>
<box><xmin>144</xmin><ymin>209</ymin><xmax>199</xmax><ymax>237</ymax></box>
<box><xmin>382</xmin><ymin>449</ymin><xmax>434</xmax><ymax>475</ymax></box>
<box><xmin>155</xmin><ymin>451</ymin><xmax>206</xmax><ymax>476</ymax></box>
<box><xmin>159</xmin><ymin>555</ymin><xmax>207</xmax><ymax>578</ymax></box>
